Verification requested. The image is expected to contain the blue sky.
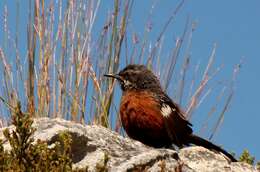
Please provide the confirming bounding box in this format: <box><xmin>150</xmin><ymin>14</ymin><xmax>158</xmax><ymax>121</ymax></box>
<box><xmin>98</xmin><ymin>0</ymin><xmax>260</xmax><ymax>160</ymax></box>
<box><xmin>1</xmin><ymin>0</ymin><xmax>259</xmax><ymax>161</ymax></box>
<box><xmin>129</xmin><ymin>0</ymin><xmax>260</xmax><ymax>160</ymax></box>
<box><xmin>184</xmin><ymin>0</ymin><xmax>260</xmax><ymax>160</ymax></box>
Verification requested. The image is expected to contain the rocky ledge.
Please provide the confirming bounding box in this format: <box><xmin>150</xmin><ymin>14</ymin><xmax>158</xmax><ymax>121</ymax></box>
<box><xmin>0</xmin><ymin>118</ymin><xmax>257</xmax><ymax>172</ymax></box>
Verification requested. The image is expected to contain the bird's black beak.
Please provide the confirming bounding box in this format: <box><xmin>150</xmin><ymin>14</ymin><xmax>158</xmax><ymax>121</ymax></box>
<box><xmin>104</xmin><ymin>74</ymin><xmax>123</xmax><ymax>82</ymax></box>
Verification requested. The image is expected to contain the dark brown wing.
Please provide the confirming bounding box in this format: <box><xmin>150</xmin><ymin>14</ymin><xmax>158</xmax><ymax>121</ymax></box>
<box><xmin>159</xmin><ymin>92</ymin><xmax>193</xmax><ymax>147</ymax></box>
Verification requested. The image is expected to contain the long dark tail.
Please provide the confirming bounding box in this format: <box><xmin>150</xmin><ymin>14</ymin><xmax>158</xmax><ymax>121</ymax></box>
<box><xmin>189</xmin><ymin>134</ymin><xmax>237</xmax><ymax>162</ymax></box>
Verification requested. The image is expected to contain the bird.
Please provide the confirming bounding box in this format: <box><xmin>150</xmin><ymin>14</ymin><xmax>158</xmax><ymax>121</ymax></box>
<box><xmin>104</xmin><ymin>64</ymin><xmax>237</xmax><ymax>162</ymax></box>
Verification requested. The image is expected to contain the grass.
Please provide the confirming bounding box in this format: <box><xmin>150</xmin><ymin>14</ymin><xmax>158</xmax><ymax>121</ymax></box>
<box><xmin>0</xmin><ymin>0</ymin><xmax>241</xmax><ymax>142</ymax></box>
<box><xmin>0</xmin><ymin>101</ymin><xmax>73</xmax><ymax>171</ymax></box>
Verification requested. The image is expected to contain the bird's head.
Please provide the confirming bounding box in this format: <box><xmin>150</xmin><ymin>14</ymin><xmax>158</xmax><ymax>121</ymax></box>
<box><xmin>104</xmin><ymin>64</ymin><xmax>161</xmax><ymax>92</ymax></box>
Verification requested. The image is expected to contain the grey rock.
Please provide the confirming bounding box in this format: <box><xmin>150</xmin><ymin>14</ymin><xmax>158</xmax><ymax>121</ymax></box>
<box><xmin>0</xmin><ymin>118</ymin><xmax>257</xmax><ymax>172</ymax></box>
<box><xmin>179</xmin><ymin>146</ymin><xmax>256</xmax><ymax>172</ymax></box>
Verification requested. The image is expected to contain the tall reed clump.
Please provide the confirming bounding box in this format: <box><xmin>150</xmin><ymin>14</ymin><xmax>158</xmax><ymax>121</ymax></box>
<box><xmin>0</xmin><ymin>0</ymin><xmax>240</xmax><ymax>140</ymax></box>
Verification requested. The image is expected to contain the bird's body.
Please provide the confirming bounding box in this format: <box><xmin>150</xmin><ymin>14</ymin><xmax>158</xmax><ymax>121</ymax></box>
<box><xmin>104</xmin><ymin>64</ymin><xmax>237</xmax><ymax>162</ymax></box>
<box><xmin>120</xmin><ymin>90</ymin><xmax>171</xmax><ymax>148</ymax></box>
<box><xmin>120</xmin><ymin>89</ymin><xmax>191</xmax><ymax>148</ymax></box>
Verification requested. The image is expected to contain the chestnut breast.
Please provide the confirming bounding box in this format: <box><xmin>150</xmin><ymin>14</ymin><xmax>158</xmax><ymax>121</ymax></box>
<box><xmin>120</xmin><ymin>90</ymin><xmax>171</xmax><ymax>147</ymax></box>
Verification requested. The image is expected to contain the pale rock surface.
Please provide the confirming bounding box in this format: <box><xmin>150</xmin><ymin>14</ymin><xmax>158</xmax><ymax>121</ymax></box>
<box><xmin>0</xmin><ymin>118</ymin><xmax>257</xmax><ymax>172</ymax></box>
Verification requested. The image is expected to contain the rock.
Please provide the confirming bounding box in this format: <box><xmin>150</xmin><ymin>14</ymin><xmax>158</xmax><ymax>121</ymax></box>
<box><xmin>179</xmin><ymin>147</ymin><xmax>257</xmax><ymax>172</ymax></box>
<box><xmin>0</xmin><ymin>118</ymin><xmax>257</xmax><ymax>172</ymax></box>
